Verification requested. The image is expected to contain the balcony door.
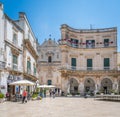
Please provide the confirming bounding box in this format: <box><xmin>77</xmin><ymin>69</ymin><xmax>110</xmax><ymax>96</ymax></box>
<box><xmin>87</xmin><ymin>59</ymin><xmax>92</xmax><ymax>70</ymax></box>
<box><xmin>71</xmin><ymin>58</ymin><xmax>76</xmax><ymax>70</ymax></box>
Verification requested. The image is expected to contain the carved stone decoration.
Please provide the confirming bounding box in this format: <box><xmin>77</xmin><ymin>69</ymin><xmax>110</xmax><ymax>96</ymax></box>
<box><xmin>11</xmin><ymin>48</ymin><xmax>19</xmax><ymax>56</ymax></box>
<box><xmin>46</xmin><ymin>66</ymin><xmax>53</xmax><ymax>78</ymax></box>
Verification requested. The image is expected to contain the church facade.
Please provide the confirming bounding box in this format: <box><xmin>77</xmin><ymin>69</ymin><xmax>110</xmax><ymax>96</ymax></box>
<box><xmin>37</xmin><ymin>39</ymin><xmax>62</xmax><ymax>90</ymax></box>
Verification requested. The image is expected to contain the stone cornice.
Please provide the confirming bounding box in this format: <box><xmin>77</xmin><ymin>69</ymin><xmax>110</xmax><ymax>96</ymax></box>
<box><xmin>60</xmin><ymin>69</ymin><xmax>120</xmax><ymax>78</ymax></box>
<box><xmin>23</xmin><ymin>72</ymin><xmax>38</xmax><ymax>82</ymax></box>
<box><xmin>61</xmin><ymin>24</ymin><xmax>117</xmax><ymax>33</ymax></box>
<box><xmin>5</xmin><ymin>39</ymin><xmax>22</xmax><ymax>52</ymax></box>
<box><xmin>8</xmin><ymin>69</ymin><xmax>22</xmax><ymax>75</ymax></box>
<box><xmin>24</xmin><ymin>39</ymin><xmax>38</xmax><ymax>60</ymax></box>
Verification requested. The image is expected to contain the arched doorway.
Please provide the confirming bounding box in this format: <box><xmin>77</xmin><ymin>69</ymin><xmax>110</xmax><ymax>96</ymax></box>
<box><xmin>101</xmin><ymin>78</ymin><xmax>112</xmax><ymax>94</ymax></box>
<box><xmin>70</xmin><ymin>78</ymin><xmax>79</xmax><ymax>95</ymax></box>
<box><xmin>84</xmin><ymin>78</ymin><xmax>95</xmax><ymax>93</ymax></box>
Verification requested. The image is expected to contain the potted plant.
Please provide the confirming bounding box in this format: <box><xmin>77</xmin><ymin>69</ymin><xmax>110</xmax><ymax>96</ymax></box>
<box><xmin>75</xmin><ymin>92</ymin><xmax>80</xmax><ymax>97</ymax></box>
<box><xmin>96</xmin><ymin>92</ymin><xmax>100</xmax><ymax>95</ymax></box>
<box><xmin>110</xmin><ymin>89</ymin><xmax>115</xmax><ymax>95</ymax></box>
<box><xmin>67</xmin><ymin>93</ymin><xmax>72</xmax><ymax>97</ymax></box>
<box><xmin>0</xmin><ymin>93</ymin><xmax>4</xmax><ymax>103</ymax></box>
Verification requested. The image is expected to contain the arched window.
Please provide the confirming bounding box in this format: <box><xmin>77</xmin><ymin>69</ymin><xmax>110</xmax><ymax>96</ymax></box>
<box><xmin>48</xmin><ymin>56</ymin><xmax>52</xmax><ymax>63</ymax></box>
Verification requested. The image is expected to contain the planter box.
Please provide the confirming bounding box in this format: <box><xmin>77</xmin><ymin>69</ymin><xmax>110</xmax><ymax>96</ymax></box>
<box><xmin>67</xmin><ymin>95</ymin><xmax>72</xmax><ymax>97</ymax></box>
<box><xmin>75</xmin><ymin>95</ymin><xmax>80</xmax><ymax>97</ymax></box>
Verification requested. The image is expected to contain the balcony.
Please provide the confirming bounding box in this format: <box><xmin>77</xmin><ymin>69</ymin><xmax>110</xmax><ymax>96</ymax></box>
<box><xmin>58</xmin><ymin>39</ymin><xmax>115</xmax><ymax>49</ymax></box>
<box><xmin>27</xmin><ymin>68</ymin><xmax>37</xmax><ymax>77</ymax></box>
<box><xmin>59</xmin><ymin>65</ymin><xmax>115</xmax><ymax>71</ymax></box>
<box><xmin>104</xmin><ymin>67</ymin><xmax>110</xmax><ymax>70</ymax></box>
<box><xmin>12</xmin><ymin>64</ymin><xmax>18</xmax><ymax>71</ymax></box>
<box><xmin>0</xmin><ymin>61</ymin><xmax>6</xmax><ymax>70</ymax></box>
<box><xmin>27</xmin><ymin>68</ymin><xmax>31</xmax><ymax>74</ymax></box>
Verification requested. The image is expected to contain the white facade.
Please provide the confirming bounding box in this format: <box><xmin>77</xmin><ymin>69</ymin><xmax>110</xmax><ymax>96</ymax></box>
<box><xmin>0</xmin><ymin>3</ymin><xmax>38</xmax><ymax>95</ymax></box>
<box><xmin>0</xmin><ymin>4</ymin><xmax>4</xmax><ymax>62</ymax></box>
<box><xmin>5</xmin><ymin>17</ymin><xmax>23</xmax><ymax>71</ymax></box>
<box><xmin>16</xmin><ymin>12</ymin><xmax>38</xmax><ymax>78</ymax></box>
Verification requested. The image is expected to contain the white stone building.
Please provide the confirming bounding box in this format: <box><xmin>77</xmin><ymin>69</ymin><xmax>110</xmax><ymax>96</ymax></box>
<box><xmin>0</xmin><ymin>3</ymin><xmax>38</xmax><ymax>95</ymax></box>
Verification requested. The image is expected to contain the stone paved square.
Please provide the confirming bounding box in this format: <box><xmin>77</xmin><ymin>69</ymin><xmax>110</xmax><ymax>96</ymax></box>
<box><xmin>0</xmin><ymin>97</ymin><xmax>120</xmax><ymax>117</ymax></box>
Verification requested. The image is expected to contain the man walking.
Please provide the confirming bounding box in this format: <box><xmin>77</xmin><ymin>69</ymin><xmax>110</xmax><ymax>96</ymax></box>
<box><xmin>22</xmin><ymin>89</ymin><xmax>27</xmax><ymax>103</ymax></box>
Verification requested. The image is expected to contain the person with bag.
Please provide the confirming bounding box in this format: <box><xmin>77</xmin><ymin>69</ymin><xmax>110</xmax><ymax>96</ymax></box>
<box><xmin>22</xmin><ymin>89</ymin><xmax>27</xmax><ymax>103</ymax></box>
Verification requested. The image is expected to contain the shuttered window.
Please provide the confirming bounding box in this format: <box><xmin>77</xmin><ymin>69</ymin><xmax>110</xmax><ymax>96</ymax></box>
<box><xmin>12</xmin><ymin>55</ymin><xmax>18</xmax><ymax>70</ymax></box>
<box><xmin>71</xmin><ymin>58</ymin><xmax>76</xmax><ymax>69</ymax></box>
<box><xmin>27</xmin><ymin>61</ymin><xmax>31</xmax><ymax>73</ymax></box>
<box><xmin>104</xmin><ymin>58</ymin><xmax>110</xmax><ymax>69</ymax></box>
<box><xmin>13</xmin><ymin>55</ymin><xmax>17</xmax><ymax>64</ymax></box>
<box><xmin>104</xmin><ymin>39</ymin><xmax>109</xmax><ymax>47</ymax></box>
<box><xmin>87</xmin><ymin>59</ymin><xmax>92</xmax><ymax>70</ymax></box>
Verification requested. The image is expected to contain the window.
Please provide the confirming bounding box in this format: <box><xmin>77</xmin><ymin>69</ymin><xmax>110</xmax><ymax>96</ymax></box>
<box><xmin>12</xmin><ymin>55</ymin><xmax>18</xmax><ymax>70</ymax></box>
<box><xmin>13</xmin><ymin>33</ymin><xmax>17</xmax><ymax>45</ymax></box>
<box><xmin>33</xmin><ymin>64</ymin><xmax>36</xmax><ymax>75</ymax></box>
<box><xmin>71</xmin><ymin>38</ymin><xmax>79</xmax><ymax>48</ymax></box>
<box><xmin>47</xmin><ymin>80</ymin><xmax>52</xmax><ymax>85</ymax></box>
<box><xmin>27</xmin><ymin>61</ymin><xmax>31</xmax><ymax>73</ymax></box>
<box><xmin>104</xmin><ymin>39</ymin><xmax>109</xmax><ymax>47</ymax></box>
<box><xmin>71</xmin><ymin>58</ymin><xmax>76</xmax><ymax>70</ymax></box>
<box><xmin>48</xmin><ymin>56</ymin><xmax>52</xmax><ymax>63</ymax></box>
<box><xmin>86</xmin><ymin>40</ymin><xmax>95</xmax><ymax>48</ymax></box>
<box><xmin>104</xmin><ymin>58</ymin><xmax>110</xmax><ymax>70</ymax></box>
<box><xmin>87</xmin><ymin>59</ymin><xmax>92</xmax><ymax>70</ymax></box>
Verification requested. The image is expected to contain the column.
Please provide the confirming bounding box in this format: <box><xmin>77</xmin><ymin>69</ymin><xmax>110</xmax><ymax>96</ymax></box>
<box><xmin>79</xmin><ymin>78</ymin><xmax>84</xmax><ymax>95</ymax></box>
<box><xmin>95</xmin><ymin>76</ymin><xmax>101</xmax><ymax>93</ymax></box>
<box><xmin>113</xmin><ymin>78</ymin><xmax>118</xmax><ymax>92</ymax></box>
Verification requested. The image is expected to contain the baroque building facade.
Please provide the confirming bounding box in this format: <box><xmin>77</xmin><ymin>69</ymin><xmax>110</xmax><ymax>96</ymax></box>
<box><xmin>59</xmin><ymin>24</ymin><xmax>120</xmax><ymax>95</ymax></box>
<box><xmin>38</xmin><ymin>24</ymin><xmax>120</xmax><ymax>95</ymax></box>
<box><xmin>0</xmin><ymin>4</ymin><xmax>38</xmax><ymax>95</ymax></box>
<box><xmin>37</xmin><ymin>38</ymin><xmax>61</xmax><ymax>90</ymax></box>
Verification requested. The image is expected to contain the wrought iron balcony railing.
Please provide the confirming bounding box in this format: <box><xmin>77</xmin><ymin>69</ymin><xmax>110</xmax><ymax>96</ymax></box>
<box><xmin>12</xmin><ymin>64</ymin><xmax>18</xmax><ymax>71</ymax></box>
<box><xmin>0</xmin><ymin>61</ymin><xmax>6</xmax><ymax>69</ymax></box>
<box><xmin>59</xmin><ymin>65</ymin><xmax>116</xmax><ymax>71</ymax></box>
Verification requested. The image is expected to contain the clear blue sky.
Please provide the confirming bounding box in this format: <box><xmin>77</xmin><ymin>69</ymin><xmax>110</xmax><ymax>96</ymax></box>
<box><xmin>1</xmin><ymin>0</ymin><xmax>120</xmax><ymax>51</ymax></box>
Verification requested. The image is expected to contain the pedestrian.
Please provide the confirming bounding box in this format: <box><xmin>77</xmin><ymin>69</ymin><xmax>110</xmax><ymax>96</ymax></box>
<box><xmin>52</xmin><ymin>90</ymin><xmax>55</xmax><ymax>98</ymax></box>
<box><xmin>6</xmin><ymin>92</ymin><xmax>10</xmax><ymax>101</ymax></box>
<box><xmin>22</xmin><ymin>89</ymin><xmax>27</xmax><ymax>103</ymax></box>
<box><xmin>58</xmin><ymin>88</ymin><xmax>60</xmax><ymax>96</ymax></box>
<box><xmin>49</xmin><ymin>89</ymin><xmax>52</xmax><ymax>97</ymax></box>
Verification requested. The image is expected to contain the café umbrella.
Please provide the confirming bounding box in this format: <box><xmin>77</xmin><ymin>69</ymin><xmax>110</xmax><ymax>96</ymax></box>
<box><xmin>38</xmin><ymin>84</ymin><xmax>55</xmax><ymax>88</ymax></box>
<box><xmin>9</xmin><ymin>80</ymin><xmax>35</xmax><ymax>86</ymax></box>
